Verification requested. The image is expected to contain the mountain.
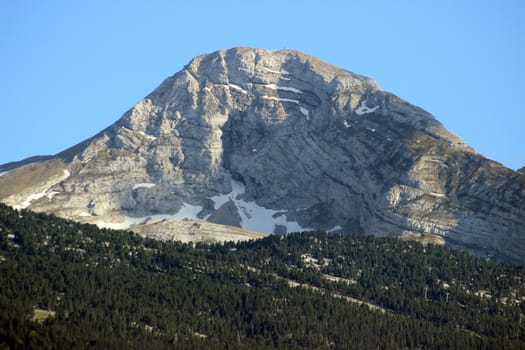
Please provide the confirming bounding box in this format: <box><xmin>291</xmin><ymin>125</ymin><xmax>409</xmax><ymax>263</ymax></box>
<box><xmin>1</xmin><ymin>47</ymin><xmax>524</xmax><ymax>262</ymax></box>
<box><xmin>519</xmin><ymin>166</ymin><xmax>525</xmax><ymax>175</ymax></box>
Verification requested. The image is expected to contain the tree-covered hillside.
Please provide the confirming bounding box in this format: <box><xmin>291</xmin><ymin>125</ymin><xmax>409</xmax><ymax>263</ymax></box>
<box><xmin>0</xmin><ymin>203</ymin><xmax>524</xmax><ymax>349</ymax></box>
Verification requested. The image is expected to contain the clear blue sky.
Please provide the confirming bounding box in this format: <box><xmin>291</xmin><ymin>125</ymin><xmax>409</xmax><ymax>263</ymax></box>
<box><xmin>1</xmin><ymin>1</ymin><xmax>524</xmax><ymax>169</ymax></box>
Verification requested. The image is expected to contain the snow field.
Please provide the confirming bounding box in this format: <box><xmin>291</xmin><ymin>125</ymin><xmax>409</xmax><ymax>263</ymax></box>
<box><xmin>355</xmin><ymin>100</ymin><xmax>379</xmax><ymax>115</ymax></box>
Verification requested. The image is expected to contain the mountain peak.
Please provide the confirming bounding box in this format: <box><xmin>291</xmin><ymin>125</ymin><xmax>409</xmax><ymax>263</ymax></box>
<box><xmin>183</xmin><ymin>47</ymin><xmax>381</xmax><ymax>92</ymax></box>
<box><xmin>1</xmin><ymin>48</ymin><xmax>524</xmax><ymax>263</ymax></box>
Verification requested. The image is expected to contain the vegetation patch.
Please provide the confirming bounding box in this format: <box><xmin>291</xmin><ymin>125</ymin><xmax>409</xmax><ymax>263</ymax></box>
<box><xmin>0</xmin><ymin>203</ymin><xmax>523</xmax><ymax>349</ymax></box>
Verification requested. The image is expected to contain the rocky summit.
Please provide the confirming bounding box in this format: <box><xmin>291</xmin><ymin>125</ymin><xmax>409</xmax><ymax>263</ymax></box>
<box><xmin>1</xmin><ymin>47</ymin><xmax>524</xmax><ymax>262</ymax></box>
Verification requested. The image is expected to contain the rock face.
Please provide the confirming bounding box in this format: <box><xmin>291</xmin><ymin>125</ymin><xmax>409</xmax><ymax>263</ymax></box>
<box><xmin>1</xmin><ymin>47</ymin><xmax>524</xmax><ymax>262</ymax></box>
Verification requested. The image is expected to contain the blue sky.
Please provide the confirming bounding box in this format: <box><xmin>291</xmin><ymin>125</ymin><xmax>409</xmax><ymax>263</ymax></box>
<box><xmin>1</xmin><ymin>1</ymin><xmax>524</xmax><ymax>169</ymax></box>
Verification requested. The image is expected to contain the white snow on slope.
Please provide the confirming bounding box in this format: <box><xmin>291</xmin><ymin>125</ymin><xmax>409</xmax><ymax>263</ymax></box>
<box><xmin>46</xmin><ymin>191</ymin><xmax>60</xmax><ymax>200</ymax></box>
<box><xmin>132</xmin><ymin>183</ymin><xmax>156</xmax><ymax>190</ymax></box>
<box><xmin>168</xmin><ymin>203</ymin><xmax>204</xmax><ymax>220</ymax></box>
<box><xmin>228</xmin><ymin>83</ymin><xmax>248</xmax><ymax>94</ymax></box>
<box><xmin>262</xmin><ymin>96</ymin><xmax>300</xmax><ymax>104</ymax></box>
<box><xmin>96</xmin><ymin>217</ymin><xmax>144</xmax><ymax>230</ymax></box>
<box><xmin>210</xmin><ymin>180</ymin><xmax>307</xmax><ymax>234</ymax></box>
<box><xmin>264</xmin><ymin>84</ymin><xmax>302</xmax><ymax>94</ymax></box>
<box><xmin>343</xmin><ymin>120</ymin><xmax>351</xmax><ymax>128</ymax></box>
<box><xmin>428</xmin><ymin>192</ymin><xmax>447</xmax><ymax>198</ymax></box>
<box><xmin>14</xmin><ymin>169</ymin><xmax>70</xmax><ymax>210</ymax></box>
<box><xmin>139</xmin><ymin>131</ymin><xmax>157</xmax><ymax>141</ymax></box>
<box><xmin>299</xmin><ymin>107</ymin><xmax>310</xmax><ymax>119</ymax></box>
<box><xmin>96</xmin><ymin>203</ymin><xmax>204</xmax><ymax>230</ymax></box>
<box><xmin>264</xmin><ymin>67</ymin><xmax>290</xmax><ymax>75</ymax></box>
<box><xmin>97</xmin><ymin>181</ymin><xmax>308</xmax><ymax>235</ymax></box>
<box><xmin>355</xmin><ymin>100</ymin><xmax>380</xmax><ymax>115</ymax></box>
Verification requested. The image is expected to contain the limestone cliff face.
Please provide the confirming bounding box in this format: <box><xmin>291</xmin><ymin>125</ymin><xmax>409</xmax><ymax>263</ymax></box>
<box><xmin>1</xmin><ymin>47</ymin><xmax>524</xmax><ymax>262</ymax></box>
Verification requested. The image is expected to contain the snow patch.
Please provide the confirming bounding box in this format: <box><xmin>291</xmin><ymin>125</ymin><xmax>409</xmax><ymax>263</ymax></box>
<box><xmin>228</xmin><ymin>83</ymin><xmax>248</xmax><ymax>94</ymax></box>
<box><xmin>97</xmin><ymin>181</ymin><xmax>309</xmax><ymax>235</ymax></box>
<box><xmin>96</xmin><ymin>217</ymin><xmax>142</xmax><ymax>231</ymax></box>
<box><xmin>139</xmin><ymin>131</ymin><xmax>157</xmax><ymax>141</ymax></box>
<box><xmin>132</xmin><ymin>183</ymin><xmax>156</xmax><ymax>190</ymax></box>
<box><xmin>79</xmin><ymin>212</ymin><xmax>92</xmax><ymax>217</ymax></box>
<box><xmin>96</xmin><ymin>202</ymin><xmax>204</xmax><ymax>230</ymax></box>
<box><xmin>355</xmin><ymin>100</ymin><xmax>380</xmax><ymax>115</ymax></box>
<box><xmin>168</xmin><ymin>203</ymin><xmax>204</xmax><ymax>221</ymax></box>
<box><xmin>46</xmin><ymin>191</ymin><xmax>60</xmax><ymax>200</ymax></box>
<box><xmin>0</xmin><ymin>171</ymin><xmax>11</xmax><ymax>177</ymax></box>
<box><xmin>428</xmin><ymin>192</ymin><xmax>447</xmax><ymax>198</ymax></box>
<box><xmin>174</xmin><ymin>129</ymin><xmax>180</xmax><ymax>137</ymax></box>
<box><xmin>210</xmin><ymin>180</ymin><xmax>307</xmax><ymax>234</ymax></box>
<box><xmin>264</xmin><ymin>67</ymin><xmax>281</xmax><ymax>74</ymax></box>
<box><xmin>264</xmin><ymin>67</ymin><xmax>290</xmax><ymax>75</ymax></box>
<box><xmin>264</xmin><ymin>84</ymin><xmax>302</xmax><ymax>94</ymax></box>
<box><xmin>343</xmin><ymin>120</ymin><xmax>351</xmax><ymax>128</ymax></box>
<box><xmin>262</xmin><ymin>96</ymin><xmax>300</xmax><ymax>104</ymax></box>
<box><xmin>15</xmin><ymin>169</ymin><xmax>70</xmax><ymax>210</ymax></box>
<box><xmin>299</xmin><ymin>106</ymin><xmax>310</xmax><ymax>120</ymax></box>
<box><xmin>328</xmin><ymin>225</ymin><xmax>343</xmax><ymax>232</ymax></box>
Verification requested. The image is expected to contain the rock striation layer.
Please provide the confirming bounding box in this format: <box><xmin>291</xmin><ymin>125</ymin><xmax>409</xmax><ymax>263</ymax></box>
<box><xmin>1</xmin><ymin>47</ymin><xmax>524</xmax><ymax>262</ymax></box>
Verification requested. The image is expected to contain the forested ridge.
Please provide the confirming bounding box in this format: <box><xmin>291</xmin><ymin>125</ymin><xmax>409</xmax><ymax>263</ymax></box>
<box><xmin>0</xmin><ymin>203</ymin><xmax>524</xmax><ymax>349</ymax></box>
